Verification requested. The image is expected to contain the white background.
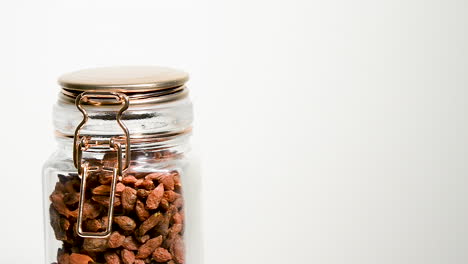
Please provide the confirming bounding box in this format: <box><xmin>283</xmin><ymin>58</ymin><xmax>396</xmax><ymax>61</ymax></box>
<box><xmin>1</xmin><ymin>0</ymin><xmax>467</xmax><ymax>263</ymax></box>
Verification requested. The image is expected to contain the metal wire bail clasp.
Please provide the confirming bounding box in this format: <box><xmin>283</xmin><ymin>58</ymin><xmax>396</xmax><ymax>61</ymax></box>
<box><xmin>73</xmin><ymin>91</ymin><xmax>131</xmax><ymax>238</ymax></box>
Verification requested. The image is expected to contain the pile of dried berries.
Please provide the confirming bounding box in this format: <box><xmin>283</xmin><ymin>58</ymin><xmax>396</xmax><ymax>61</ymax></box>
<box><xmin>49</xmin><ymin>169</ymin><xmax>185</xmax><ymax>264</ymax></box>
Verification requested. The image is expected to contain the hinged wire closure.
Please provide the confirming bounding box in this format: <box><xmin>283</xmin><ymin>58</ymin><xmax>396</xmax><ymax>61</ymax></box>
<box><xmin>73</xmin><ymin>91</ymin><xmax>130</xmax><ymax>238</ymax></box>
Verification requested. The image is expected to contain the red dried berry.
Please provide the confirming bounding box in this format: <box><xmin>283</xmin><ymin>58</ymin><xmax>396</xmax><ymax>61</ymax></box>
<box><xmin>122</xmin><ymin>187</ymin><xmax>137</xmax><ymax>211</ymax></box>
<box><xmin>137</xmin><ymin>212</ymin><xmax>162</xmax><ymax>237</ymax></box>
<box><xmin>104</xmin><ymin>252</ymin><xmax>121</xmax><ymax>264</ymax></box>
<box><xmin>69</xmin><ymin>253</ymin><xmax>93</xmax><ymax>264</ymax></box>
<box><xmin>83</xmin><ymin>238</ymin><xmax>108</xmax><ymax>252</ymax></box>
<box><xmin>152</xmin><ymin>247</ymin><xmax>172</xmax><ymax>262</ymax></box>
<box><xmin>121</xmin><ymin>249</ymin><xmax>136</xmax><ymax>264</ymax></box>
<box><xmin>136</xmin><ymin>236</ymin><xmax>163</xmax><ymax>259</ymax></box>
<box><xmin>122</xmin><ymin>236</ymin><xmax>139</xmax><ymax>251</ymax></box>
<box><xmin>146</xmin><ymin>183</ymin><xmax>164</xmax><ymax>210</ymax></box>
<box><xmin>114</xmin><ymin>216</ymin><xmax>136</xmax><ymax>231</ymax></box>
<box><xmin>135</xmin><ymin>200</ymin><xmax>150</xmax><ymax>221</ymax></box>
<box><xmin>170</xmin><ymin>235</ymin><xmax>185</xmax><ymax>264</ymax></box>
<box><xmin>108</xmin><ymin>231</ymin><xmax>125</xmax><ymax>248</ymax></box>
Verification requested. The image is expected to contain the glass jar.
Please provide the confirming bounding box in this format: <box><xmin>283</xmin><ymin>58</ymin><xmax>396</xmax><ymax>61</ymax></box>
<box><xmin>42</xmin><ymin>66</ymin><xmax>202</xmax><ymax>264</ymax></box>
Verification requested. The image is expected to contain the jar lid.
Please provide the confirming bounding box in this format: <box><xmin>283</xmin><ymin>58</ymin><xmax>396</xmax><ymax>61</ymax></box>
<box><xmin>58</xmin><ymin>66</ymin><xmax>189</xmax><ymax>92</ymax></box>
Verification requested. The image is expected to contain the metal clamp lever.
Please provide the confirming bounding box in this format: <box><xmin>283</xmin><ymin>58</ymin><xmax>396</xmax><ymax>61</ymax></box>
<box><xmin>73</xmin><ymin>92</ymin><xmax>130</xmax><ymax>238</ymax></box>
<box><xmin>76</xmin><ymin>163</ymin><xmax>119</xmax><ymax>238</ymax></box>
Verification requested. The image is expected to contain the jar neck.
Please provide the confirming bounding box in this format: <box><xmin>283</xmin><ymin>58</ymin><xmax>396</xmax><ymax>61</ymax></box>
<box><xmin>53</xmin><ymin>92</ymin><xmax>193</xmax><ymax>157</ymax></box>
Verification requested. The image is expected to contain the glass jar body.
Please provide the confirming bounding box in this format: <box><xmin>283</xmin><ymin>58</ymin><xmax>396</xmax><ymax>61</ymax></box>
<box><xmin>42</xmin><ymin>96</ymin><xmax>201</xmax><ymax>264</ymax></box>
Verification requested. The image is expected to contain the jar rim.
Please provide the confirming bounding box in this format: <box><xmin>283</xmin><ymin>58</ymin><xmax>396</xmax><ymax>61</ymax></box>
<box><xmin>59</xmin><ymin>86</ymin><xmax>189</xmax><ymax>106</ymax></box>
